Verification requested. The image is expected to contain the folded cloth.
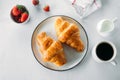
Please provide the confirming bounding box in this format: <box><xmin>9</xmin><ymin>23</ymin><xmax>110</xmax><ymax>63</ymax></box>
<box><xmin>69</xmin><ymin>0</ymin><xmax>102</xmax><ymax>18</ymax></box>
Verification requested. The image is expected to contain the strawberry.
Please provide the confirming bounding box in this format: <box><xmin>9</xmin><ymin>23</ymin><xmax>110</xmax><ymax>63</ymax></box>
<box><xmin>20</xmin><ymin>12</ymin><xmax>28</xmax><ymax>22</ymax></box>
<box><xmin>32</xmin><ymin>0</ymin><xmax>39</xmax><ymax>6</ymax></box>
<box><xmin>12</xmin><ymin>6</ymin><xmax>21</xmax><ymax>16</ymax></box>
<box><xmin>43</xmin><ymin>5</ymin><xmax>50</xmax><ymax>12</ymax></box>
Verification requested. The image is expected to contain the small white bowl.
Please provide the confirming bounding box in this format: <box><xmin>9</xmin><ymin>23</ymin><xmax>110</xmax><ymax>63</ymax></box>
<box><xmin>10</xmin><ymin>5</ymin><xmax>30</xmax><ymax>24</ymax></box>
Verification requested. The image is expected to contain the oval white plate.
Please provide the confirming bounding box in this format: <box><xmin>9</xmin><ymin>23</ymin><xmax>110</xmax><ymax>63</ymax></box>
<box><xmin>31</xmin><ymin>15</ymin><xmax>89</xmax><ymax>71</ymax></box>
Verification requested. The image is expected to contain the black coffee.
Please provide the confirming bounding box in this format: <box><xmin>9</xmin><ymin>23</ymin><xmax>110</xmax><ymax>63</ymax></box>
<box><xmin>96</xmin><ymin>42</ymin><xmax>114</xmax><ymax>61</ymax></box>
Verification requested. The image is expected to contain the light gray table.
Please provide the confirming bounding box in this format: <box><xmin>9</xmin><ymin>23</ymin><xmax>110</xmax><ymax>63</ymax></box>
<box><xmin>0</xmin><ymin>0</ymin><xmax>120</xmax><ymax>80</ymax></box>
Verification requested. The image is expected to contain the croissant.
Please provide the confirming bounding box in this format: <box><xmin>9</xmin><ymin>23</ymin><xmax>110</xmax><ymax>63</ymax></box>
<box><xmin>54</xmin><ymin>17</ymin><xmax>84</xmax><ymax>52</ymax></box>
<box><xmin>37</xmin><ymin>32</ymin><xmax>66</xmax><ymax>66</ymax></box>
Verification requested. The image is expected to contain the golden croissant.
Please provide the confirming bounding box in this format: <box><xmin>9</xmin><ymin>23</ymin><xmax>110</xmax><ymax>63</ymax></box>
<box><xmin>37</xmin><ymin>32</ymin><xmax>66</xmax><ymax>66</ymax></box>
<box><xmin>54</xmin><ymin>17</ymin><xmax>84</xmax><ymax>52</ymax></box>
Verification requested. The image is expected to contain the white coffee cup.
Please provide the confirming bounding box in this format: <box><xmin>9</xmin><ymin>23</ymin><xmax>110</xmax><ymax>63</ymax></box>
<box><xmin>97</xmin><ymin>17</ymin><xmax>117</xmax><ymax>37</ymax></box>
<box><xmin>92</xmin><ymin>41</ymin><xmax>117</xmax><ymax>66</ymax></box>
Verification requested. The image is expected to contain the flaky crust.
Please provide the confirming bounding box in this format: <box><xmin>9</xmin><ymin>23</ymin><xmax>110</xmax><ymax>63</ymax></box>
<box><xmin>54</xmin><ymin>17</ymin><xmax>84</xmax><ymax>52</ymax></box>
<box><xmin>37</xmin><ymin>32</ymin><xmax>66</xmax><ymax>66</ymax></box>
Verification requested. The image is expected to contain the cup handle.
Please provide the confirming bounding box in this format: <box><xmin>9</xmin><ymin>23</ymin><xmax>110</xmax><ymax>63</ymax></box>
<box><xmin>112</xmin><ymin>17</ymin><xmax>117</xmax><ymax>22</ymax></box>
<box><xmin>110</xmin><ymin>60</ymin><xmax>117</xmax><ymax>66</ymax></box>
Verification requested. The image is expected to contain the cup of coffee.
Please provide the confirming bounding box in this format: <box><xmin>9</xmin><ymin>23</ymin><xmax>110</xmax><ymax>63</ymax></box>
<box><xmin>92</xmin><ymin>41</ymin><xmax>117</xmax><ymax>66</ymax></box>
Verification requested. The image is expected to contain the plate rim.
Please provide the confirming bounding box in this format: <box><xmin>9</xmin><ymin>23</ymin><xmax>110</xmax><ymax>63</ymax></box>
<box><xmin>31</xmin><ymin>15</ymin><xmax>89</xmax><ymax>71</ymax></box>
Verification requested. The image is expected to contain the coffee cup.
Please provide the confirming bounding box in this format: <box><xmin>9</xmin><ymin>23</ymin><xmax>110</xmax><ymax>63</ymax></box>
<box><xmin>92</xmin><ymin>41</ymin><xmax>117</xmax><ymax>66</ymax></box>
<box><xmin>97</xmin><ymin>17</ymin><xmax>117</xmax><ymax>37</ymax></box>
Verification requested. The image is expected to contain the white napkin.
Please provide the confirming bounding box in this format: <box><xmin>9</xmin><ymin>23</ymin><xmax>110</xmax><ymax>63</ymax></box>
<box><xmin>69</xmin><ymin>0</ymin><xmax>102</xmax><ymax>18</ymax></box>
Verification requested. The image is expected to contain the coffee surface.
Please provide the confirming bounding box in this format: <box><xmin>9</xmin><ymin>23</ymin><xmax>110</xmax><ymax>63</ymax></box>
<box><xmin>96</xmin><ymin>42</ymin><xmax>114</xmax><ymax>61</ymax></box>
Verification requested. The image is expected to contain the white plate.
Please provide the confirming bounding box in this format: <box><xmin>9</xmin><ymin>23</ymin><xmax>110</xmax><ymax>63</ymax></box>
<box><xmin>31</xmin><ymin>15</ymin><xmax>89</xmax><ymax>71</ymax></box>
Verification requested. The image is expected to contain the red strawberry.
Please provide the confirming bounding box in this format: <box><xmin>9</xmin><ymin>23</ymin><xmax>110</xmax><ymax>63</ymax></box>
<box><xmin>43</xmin><ymin>5</ymin><xmax>50</xmax><ymax>12</ymax></box>
<box><xmin>20</xmin><ymin>12</ymin><xmax>28</xmax><ymax>22</ymax></box>
<box><xmin>32</xmin><ymin>0</ymin><xmax>39</xmax><ymax>6</ymax></box>
<box><xmin>12</xmin><ymin>6</ymin><xmax>21</xmax><ymax>16</ymax></box>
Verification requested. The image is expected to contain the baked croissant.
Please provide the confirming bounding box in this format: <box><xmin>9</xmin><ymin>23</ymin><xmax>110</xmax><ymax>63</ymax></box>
<box><xmin>37</xmin><ymin>32</ymin><xmax>66</xmax><ymax>66</ymax></box>
<box><xmin>54</xmin><ymin>17</ymin><xmax>84</xmax><ymax>52</ymax></box>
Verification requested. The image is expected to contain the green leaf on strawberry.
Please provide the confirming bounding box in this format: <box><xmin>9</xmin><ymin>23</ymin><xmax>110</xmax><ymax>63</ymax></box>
<box><xmin>16</xmin><ymin>5</ymin><xmax>28</xmax><ymax>13</ymax></box>
<box><xmin>17</xmin><ymin>5</ymin><xmax>23</xmax><ymax>10</ymax></box>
